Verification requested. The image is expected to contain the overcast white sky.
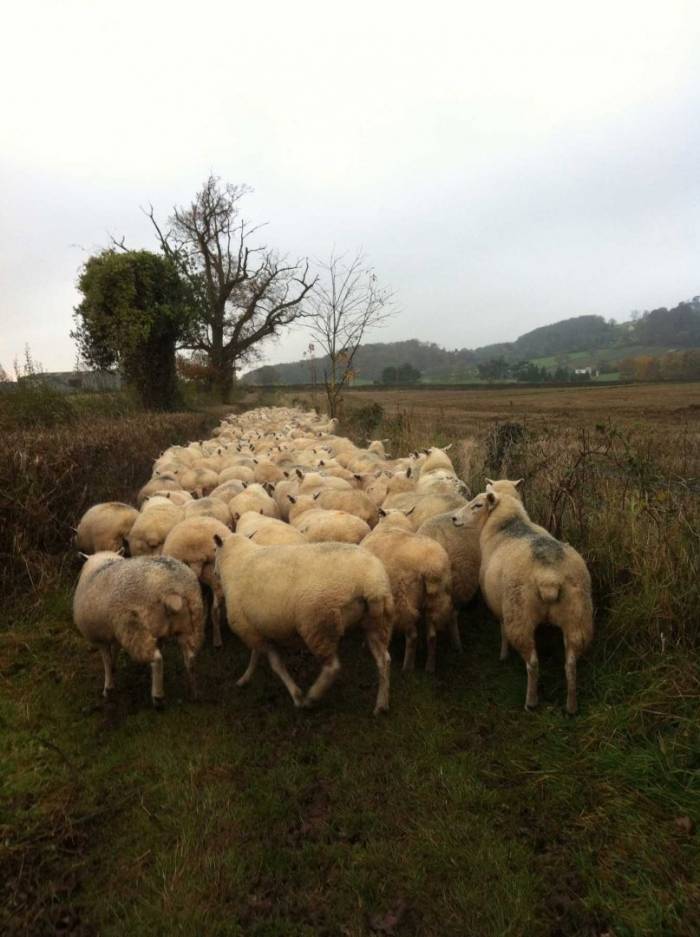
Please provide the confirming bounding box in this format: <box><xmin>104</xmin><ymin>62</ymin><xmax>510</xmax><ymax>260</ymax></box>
<box><xmin>1</xmin><ymin>0</ymin><xmax>698</xmax><ymax>375</ymax></box>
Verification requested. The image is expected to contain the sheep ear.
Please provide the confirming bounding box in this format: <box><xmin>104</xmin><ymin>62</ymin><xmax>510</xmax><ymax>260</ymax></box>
<box><xmin>444</xmin><ymin>443</ymin><xmax>453</xmax><ymax>452</ymax></box>
<box><xmin>382</xmin><ymin>438</ymin><xmax>390</xmax><ymax>443</ymax></box>
<box><xmin>319</xmin><ymin>460</ymin><xmax>325</xmax><ymax>466</ymax></box>
<box><xmin>405</xmin><ymin>506</ymin><xmax>415</xmax><ymax>516</ymax></box>
<box><xmin>121</xmin><ymin>537</ymin><xmax>130</xmax><ymax>554</ymax></box>
<box><xmin>213</xmin><ymin>533</ymin><xmax>224</xmax><ymax>547</ymax></box>
<box><xmin>378</xmin><ymin>507</ymin><xmax>387</xmax><ymax>517</ymax></box>
<box><xmin>514</xmin><ymin>478</ymin><xmax>524</xmax><ymax>489</ymax></box>
<box><xmin>283</xmin><ymin>470</ymin><xmax>289</xmax><ymax>477</ymax></box>
<box><xmin>406</xmin><ymin>467</ymin><xmax>412</xmax><ymax>478</ymax></box>
<box><xmin>485</xmin><ymin>478</ymin><xmax>495</xmax><ymax>486</ymax></box>
<box><xmin>241</xmin><ymin>481</ymin><xmax>248</xmax><ymax>489</ymax></box>
<box><xmin>354</xmin><ymin>473</ymin><xmax>363</xmax><ymax>480</ymax></box>
<box><xmin>116</xmin><ymin>545</ymin><xmax>126</xmax><ymax>557</ymax></box>
<box><xmin>486</xmin><ymin>492</ymin><xmax>499</xmax><ymax>509</ymax></box>
<box><xmin>313</xmin><ymin>491</ymin><xmax>321</xmax><ymax>500</ymax></box>
<box><xmin>77</xmin><ymin>551</ymin><xmax>89</xmax><ymax>561</ymax></box>
<box><xmin>296</xmin><ymin>468</ymin><xmax>303</xmax><ymax>479</ymax></box>
<box><xmin>248</xmin><ymin>531</ymin><xmax>256</xmax><ymax>540</ymax></box>
<box><xmin>288</xmin><ymin>495</ymin><xmax>297</xmax><ymax>504</ymax></box>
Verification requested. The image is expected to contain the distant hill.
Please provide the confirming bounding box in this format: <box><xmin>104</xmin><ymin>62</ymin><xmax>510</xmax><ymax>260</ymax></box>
<box><xmin>243</xmin><ymin>297</ymin><xmax>700</xmax><ymax>384</ymax></box>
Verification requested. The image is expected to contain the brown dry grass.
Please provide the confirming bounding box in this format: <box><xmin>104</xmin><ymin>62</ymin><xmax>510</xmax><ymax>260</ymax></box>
<box><xmin>343</xmin><ymin>380</ymin><xmax>700</xmax><ymax>430</ymax></box>
<box><xmin>0</xmin><ymin>410</ymin><xmax>218</xmax><ymax>602</ymax></box>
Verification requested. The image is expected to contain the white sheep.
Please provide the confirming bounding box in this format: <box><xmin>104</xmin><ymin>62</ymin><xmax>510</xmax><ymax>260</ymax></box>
<box><xmin>73</xmin><ymin>552</ymin><xmax>204</xmax><ymax>707</ymax></box>
<box><xmin>137</xmin><ymin>474</ymin><xmax>182</xmax><ymax>506</ymax></box>
<box><xmin>296</xmin><ymin>508</ymin><xmax>370</xmax><ymax>544</ymax></box>
<box><xmin>128</xmin><ymin>501</ymin><xmax>183</xmax><ymax>556</ymax></box>
<box><xmin>74</xmin><ymin>502</ymin><xmax>139</xmax><ymax>554</ymax></box>
<box><xmin>214</xmin><ymin>534</ymin><xmax>393</xmax><ymax>714</ymax></box>
<box><xmin>363</xmin><ymin>511</ymin><xmax>457</xmax><ymax>671</ymax></box>
<box><xmin>453</xmin><ymin>490</ymin><xmax>593</xmax><ymax>714</ymax></box>
<box><xmin>162</xmin><ymin>516</ymin><xmax>232</xmax><ymax>646</ymax></box>
<box><xmin>235</xmin><ymin>511</ymin><xmax>307</xmax><ymax>546</ymax></box>
<box><xmin>183</xmin><ymin>496</ymin><xmax>233</xmax><ymax>527</ymax></box>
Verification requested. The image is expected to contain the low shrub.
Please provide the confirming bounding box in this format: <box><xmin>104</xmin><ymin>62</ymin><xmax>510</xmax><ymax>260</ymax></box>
<box><xmin>0</xmin><ymin>410</ymin><xmax>216</xmax><ymax>602</ymax></box>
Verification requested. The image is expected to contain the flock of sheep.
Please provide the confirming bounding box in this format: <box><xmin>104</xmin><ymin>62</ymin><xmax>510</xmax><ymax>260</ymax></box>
<box><xmin>73</xmin><ymin>406</ymin><xmax>594</xmax><ymax>716</ymax></box>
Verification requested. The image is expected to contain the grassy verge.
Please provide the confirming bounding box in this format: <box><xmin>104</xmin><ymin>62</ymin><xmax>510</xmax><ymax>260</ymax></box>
<box><xmin>1</xmin><ymin>590</ymin><xmax>698</xmax><ymax>936</ymax></box>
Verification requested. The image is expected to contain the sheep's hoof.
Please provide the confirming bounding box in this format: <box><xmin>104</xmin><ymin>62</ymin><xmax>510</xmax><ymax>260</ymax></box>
<box><xmin>565</xmin><ymin>704</ymin><xmax>578</xmax><ymax>717</ymax></box>
<box><xmin>525</xmin><ymin>702</ymin><xmax>538</xmax><ymax>713</ymax></box>
<box><xmin>299</xmin><ymin>695</ymin><xmax>315</xmax><ymax>709</ymax></box>
<box><xmin>373</xmin><ymin>704</ymin><xmax>389</xmax><ymax>717</ymax></box>
<box><xmin>499</xmin><ymin>650</ymin><xmax>509</xmax><ymax>661</ymax></box>
<box><xmin>152</xmin><ymin>696</ymin><xmax>165</xmax><ymax>711</ymax></box>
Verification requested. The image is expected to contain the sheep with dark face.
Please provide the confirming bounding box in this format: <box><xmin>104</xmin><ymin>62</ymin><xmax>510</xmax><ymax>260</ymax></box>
<box><xmin>73</xmin><ymin>552</ymin><xmax>204</xmax><ymax>707</ymax></box>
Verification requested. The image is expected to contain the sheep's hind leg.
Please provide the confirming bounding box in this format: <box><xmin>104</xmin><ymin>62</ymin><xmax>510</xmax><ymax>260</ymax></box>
<box><xmin>499</xmin><ymin>622</ymin><xmax>509</xmax><ymax>660</ymax></box>
<box><xmin>366</xmin><ymin>632</ymin><xmax>391</xmax><ymax>715</ymax></box>
<box><xmin>266</xmin><ymin>647</ymin><xmax>304</xmax><ymax>707</ymax></box>
<box><xmin>151</xmin><ymin>648</ymin><xmax>165</xmax><ymax>708</ymax></box>
<box><xmin>237</xmin><ymin>649</ymin><xmax>261</xmax><ymax>686</ymax></box>
<box><xmin>210</xmin><ymin>593</ymin><xmax>223</xmax><ymax>649</ymax></box>
<box><xmin>449</xmin><ymin>613</ymin><xmax>462</xmax><ymax>653</ymax></box>
<box><xmin>402</xmin><ymin>628</ymin><xmax>417</xmax><ymax>671</ymax></box>
<box><xmin>303</xmin><ymin>654</ymin><xmax>341</xmax><ymax>707</ymax></box>
<box><xmin>563</xmin><ymin>636</ymin><xmax>578</xmax><ymax>715</ymax></box>
<box><xmin>99</xmin><ymin>645</ymin><xmax>116</xmax><ymax>697</ymax></box>
<box><xmin>425</xmin><ymin>623</ymin><xmax>437</xmax><ymax>673</ymax></box>
<box><xmin>512</xmin><ymin>636</ymin><xmax>539</xmax><ymax>711</ymax></box>
<box><xmin>179</xmin><ymin>640</ymin><xmax>198</xmax><ymax>701</ymax></box>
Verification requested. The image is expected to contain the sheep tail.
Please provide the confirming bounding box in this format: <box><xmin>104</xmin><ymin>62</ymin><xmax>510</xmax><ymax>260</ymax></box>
<box><xmin>366</xmin><ymin>592</ymin><xmax>394</xmax><ymax>646</ymax></box>
<box><xmin>423</xmin><ymin>569</ymin><xmax>452</xmax><ymax>630</ymax></box>
<box><xmin>536</xmin><ymin>572</ymin><xmax>561</xmax><ymax>603</ymax></box>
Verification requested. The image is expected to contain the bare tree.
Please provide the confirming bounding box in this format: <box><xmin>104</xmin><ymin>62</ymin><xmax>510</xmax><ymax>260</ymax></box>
<box><xmin>137</xmin><ymin>175</ymin><xmax>316</xmax><ymax>401</ymax></box>
<box><xmin>305</xmin><ymin>251</ymin><xmax>395</xmax><ymax>417</ymax></box>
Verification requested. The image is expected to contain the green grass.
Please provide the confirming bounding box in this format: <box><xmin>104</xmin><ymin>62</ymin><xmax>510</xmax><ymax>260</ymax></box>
<box><xmin>2</xmin><ymin>589</ymin><xmax>698</xmax><ymax>937</ymax></box>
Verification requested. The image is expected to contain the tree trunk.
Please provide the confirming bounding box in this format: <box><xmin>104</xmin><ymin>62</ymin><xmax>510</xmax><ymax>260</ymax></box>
<box><xmin>134</xmin><ymin>334</ymin><xmax>180</xmax><ymax>410</ymax></box>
